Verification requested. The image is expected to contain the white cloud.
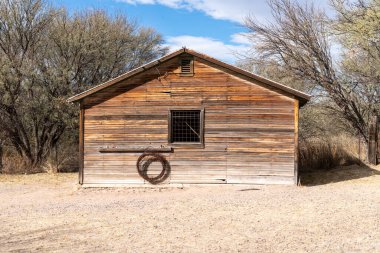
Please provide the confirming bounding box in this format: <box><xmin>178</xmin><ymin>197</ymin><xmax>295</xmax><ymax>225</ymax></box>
<box><xmin>117</xmin><ymin>0</ymin><xmax>333</xmax><ymax>24</ymax></box>
<box><xmin>164</xmin><ymin>34</ymin><xmax>250</xmax><ymax>63</ymax></box>
<box><xmin>117</xmin><ymin>0</ymin><xmax>260</xmax><ymax>23</ymax></box>
<box><xmin>230</xmin><ymin>32</ymin><xmax>251</xmax><ymax>45</ymax></box>
<box><xmin>122</xmin><ymin>0</ymin><xmax>155</xmax><ymax>4</ymax></box>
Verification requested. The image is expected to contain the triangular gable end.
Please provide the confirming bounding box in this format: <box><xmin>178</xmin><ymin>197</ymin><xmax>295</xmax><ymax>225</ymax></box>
<box><xmin>67</xmin><ymin>48</ymin><xmax>311</xmax><ymax>106</ymax></box>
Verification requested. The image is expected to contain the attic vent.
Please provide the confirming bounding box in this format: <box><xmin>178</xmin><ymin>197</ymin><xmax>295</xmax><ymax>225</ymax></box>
<box><xmin>181</xmin><ymin>59</ymin><xmax>191</xmax><ymax>73</ymax></box>
<box><xmin>180</xmin><ymin>57</ymin><xmax>193</xmax><ymax>76</ymax></box>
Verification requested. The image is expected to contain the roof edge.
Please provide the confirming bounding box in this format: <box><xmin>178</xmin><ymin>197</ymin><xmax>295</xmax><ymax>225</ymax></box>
<box><xmin>184</xmin><ymin>49</ymin><xmax>311</xmax><ymax>105</ymax></box>
<box><xmin>67</xmin><ymin>47</ymin><xmax>311</xmax><ymax>105</ymax></box>
<box><xmin>66</xmin><ymin>48</ymin><xmax>186</xmax><ymax>103</ymax></box>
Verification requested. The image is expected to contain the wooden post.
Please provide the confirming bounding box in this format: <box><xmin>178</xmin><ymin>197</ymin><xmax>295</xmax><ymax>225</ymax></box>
<box><xmin>368</xmin><ymin>115</ymin><xmax>378</xmax><ymax>165</ymax></box>
<box><xmin>79</xmin><ymin>103</ymin><xmax>85</xmax><ymax>184</ymax></box>
<box><xmin>294</xmin><ymin>100</ymin><xmax>299</xmax><ymax>185</ymax></box>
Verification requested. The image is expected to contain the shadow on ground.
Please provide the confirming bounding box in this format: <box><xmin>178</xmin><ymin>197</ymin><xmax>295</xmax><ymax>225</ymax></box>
<box><xmin>239</xmin><ymin>188</ymin><xmax>260</xmax><ymax>191</ymax></box>
<box><xmin>300</xmin><ymin>163</ymin><xmax>380</xmax><ymax>186</ymax></box>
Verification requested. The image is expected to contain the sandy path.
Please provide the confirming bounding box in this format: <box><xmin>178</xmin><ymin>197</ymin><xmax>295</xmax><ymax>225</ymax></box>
<box><xmin>0</xmin><ymin>165</ymin><xmax>379</xmax><ymax>253</ymax></box>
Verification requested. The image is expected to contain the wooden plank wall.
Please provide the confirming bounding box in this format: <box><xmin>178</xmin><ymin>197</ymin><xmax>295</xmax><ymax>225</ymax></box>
<box><xmin>82</xmin><ymin>55</ymin><xmax>296</xmax><ymax>185</ymax></box>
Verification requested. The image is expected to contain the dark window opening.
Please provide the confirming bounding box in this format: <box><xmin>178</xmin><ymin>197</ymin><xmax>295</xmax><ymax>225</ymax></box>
<box><xmin>170</xmin><ymin>110</ymin><xmax>201</xmax><ymax>143</ymax></box>
<box><xmin>181</xmin><ymin>59</ymin><xmax>191</xmax><ymax>73</ymax></box>
<box><xmin>180</xmin><ymin>57</ymin><xmax>193</xmax><ymax>76</ymax></box>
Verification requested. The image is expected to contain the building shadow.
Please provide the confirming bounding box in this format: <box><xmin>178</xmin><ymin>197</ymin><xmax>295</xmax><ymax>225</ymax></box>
<box><xmin>300</xmin><ymin>163</ymin><xmax>380</xmax><ymax>186</ymax></box>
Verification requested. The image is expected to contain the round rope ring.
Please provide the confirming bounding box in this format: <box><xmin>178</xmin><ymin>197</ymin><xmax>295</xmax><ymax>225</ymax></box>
<box><xmin>136</xmin><ymin>153</ymin><xmax>171</xmax><ymax>184</ymax></box>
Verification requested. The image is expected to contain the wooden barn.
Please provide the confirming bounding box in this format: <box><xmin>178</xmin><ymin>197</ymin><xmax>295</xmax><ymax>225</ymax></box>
<box><xmin>68</xmin><ymin>48</ymin><xmax>311</xmax><ymax>185</ymax></box>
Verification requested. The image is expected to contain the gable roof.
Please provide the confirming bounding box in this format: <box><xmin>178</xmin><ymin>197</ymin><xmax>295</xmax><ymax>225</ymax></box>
<box><xmin>67</xmin><ymin>48</ymin><xmax>311</xmax><ymax>105</ymax></box>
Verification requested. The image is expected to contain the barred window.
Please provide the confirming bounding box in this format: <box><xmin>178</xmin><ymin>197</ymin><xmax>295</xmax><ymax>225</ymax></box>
<box><xmin>169</xmin><ymin>110</ymin><xmax>203</xmax><ymax>143</ymax></box>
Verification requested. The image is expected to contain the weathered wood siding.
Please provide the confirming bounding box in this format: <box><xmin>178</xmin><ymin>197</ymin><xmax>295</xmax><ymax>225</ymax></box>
<box><xmin>82</xmin><ymin>56</ymin><xmax>297</xmax><ymax>184</ymax></box>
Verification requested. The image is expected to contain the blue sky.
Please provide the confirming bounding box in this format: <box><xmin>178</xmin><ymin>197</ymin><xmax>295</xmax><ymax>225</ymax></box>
<box><xmin>53</xmin><ymin>0</ymin><xmax>331</xmax><ymax>63</ymax></box>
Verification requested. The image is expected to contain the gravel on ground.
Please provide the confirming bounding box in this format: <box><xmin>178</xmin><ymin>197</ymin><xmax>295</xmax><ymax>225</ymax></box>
<box><xmin>0</xmin><ymin>164</ymin><xmax>379</xmax><ymax>253</ymax></box>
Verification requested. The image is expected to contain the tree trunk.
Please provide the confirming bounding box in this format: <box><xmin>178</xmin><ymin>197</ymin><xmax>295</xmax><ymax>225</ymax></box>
<box><xmin>368</xmin><ymin>115</ymin><xmax>378</xmax><ymax>165</ymax></box>
<box><xmin>0</xmin><ymin>141</ymin><xmax>3</xmax><ymax>173</ymax></box>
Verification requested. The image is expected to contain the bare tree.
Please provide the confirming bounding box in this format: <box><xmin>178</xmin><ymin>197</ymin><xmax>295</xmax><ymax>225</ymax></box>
<box><xmin>0</xmin><ymin>0</ymin><xmax>167</xmax><ymax>172</ymax></box>
<box><xmin>332</xmin><ymin>0</ymin><xmax>380</xmax><ymax>110</ymax></box>
<box><xmin>244</xmin><ymin>0</ymin><xmax>378</xmax><ymax>143</ymax></box>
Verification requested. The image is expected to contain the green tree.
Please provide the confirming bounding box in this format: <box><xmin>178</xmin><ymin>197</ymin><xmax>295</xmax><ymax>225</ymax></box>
<box><xmin>0</xmin><ymin>0</ymin><xmax>167</xmax><ymax>172</ymax></box>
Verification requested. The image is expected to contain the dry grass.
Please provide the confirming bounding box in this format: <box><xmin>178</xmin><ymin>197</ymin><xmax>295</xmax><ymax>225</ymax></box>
<box><xmin>0</xmin><ymin>172</ymin><xmax>77</xmax><ymax>185</ymax></box>
<box><xmin>1</xmin><ymin>142</ymin><xmax>78</xmax><ymax>174</ymax></box>
<box><xmin>299</xmin><ymin>135</ymin><xmax>362</xmax><ymax>173</ymax></box>
<box><xmin>1</xmin><ymin>153</ymin><xmax>28</xmax><ymax>174</ymax></box>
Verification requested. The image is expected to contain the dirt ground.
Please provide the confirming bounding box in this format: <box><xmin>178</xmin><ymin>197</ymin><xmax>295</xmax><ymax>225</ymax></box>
<box><xmin>0</xmin><ymin>164</ymin><xmax>379</xmax><ymax>253</ymax></box>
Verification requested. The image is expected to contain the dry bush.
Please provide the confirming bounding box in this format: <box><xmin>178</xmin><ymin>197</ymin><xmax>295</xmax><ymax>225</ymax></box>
<box><xmin>44</xmin><ymin>143</ymin><xmax>79</xmax><ymax>173</ymax></box>
<box><xmin>299</xmin><ymin>136</ymin><xmax>362</xmax><ymax>173</ymax></box>
<box><xmin>2</xmin><ymin>151</ymin><xmax>78</xmax><ymax>174</ymax></box>
<box><xmin>1</xmin><ymin>152</ymin><xmax>37</xmax><ymax>174</ymax></box>
<box><xmin>1</xmin><ymin>137</ymin><xmax>79</xmax><ymax>174</ymax></box>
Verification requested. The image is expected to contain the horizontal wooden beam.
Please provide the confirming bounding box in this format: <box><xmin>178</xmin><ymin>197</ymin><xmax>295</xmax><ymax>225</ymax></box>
<box><xmin>99</xmin><ymin>147</ymin><xmax>173</xmax><ymax>153</ymax></box>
